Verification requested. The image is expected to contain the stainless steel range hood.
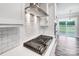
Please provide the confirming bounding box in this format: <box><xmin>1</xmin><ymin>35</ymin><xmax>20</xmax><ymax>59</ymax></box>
<box><xmin>25</xmin><ymin>3</ymin><xmax>48</xmax><ymax>17</ymax></box>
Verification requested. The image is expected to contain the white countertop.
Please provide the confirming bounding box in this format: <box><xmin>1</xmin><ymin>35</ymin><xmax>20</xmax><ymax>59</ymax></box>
<box><xmin>1</xmin><ymin>36</ymin><xmax>56</xmax><ymax>56</ymax></box>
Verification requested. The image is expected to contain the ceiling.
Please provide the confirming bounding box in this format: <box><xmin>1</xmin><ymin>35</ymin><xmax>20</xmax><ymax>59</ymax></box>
<box><xmin>56</xmin><ymin>3</ymin><xmax>79</xmax><ymax>16</ymax></box>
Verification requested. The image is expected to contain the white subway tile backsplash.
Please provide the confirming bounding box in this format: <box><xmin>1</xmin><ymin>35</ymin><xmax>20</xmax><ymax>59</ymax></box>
<box><xmin>0</xmin><ymin>27</ymin><xmax>19</xmax><ymax>55</ymax></box>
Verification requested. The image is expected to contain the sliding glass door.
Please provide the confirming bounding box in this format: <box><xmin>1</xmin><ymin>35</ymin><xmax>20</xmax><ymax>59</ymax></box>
<box><xmin>58</xmin><ymin>17</ymin><xmax>77</xmax><ymax>37</ymax></box>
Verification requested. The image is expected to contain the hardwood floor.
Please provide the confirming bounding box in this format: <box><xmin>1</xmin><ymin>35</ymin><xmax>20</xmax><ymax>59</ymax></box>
<box><xmin>55</xmin><ymin>36</ymin><xmax>79</xmax><ymax>56</ymax></box>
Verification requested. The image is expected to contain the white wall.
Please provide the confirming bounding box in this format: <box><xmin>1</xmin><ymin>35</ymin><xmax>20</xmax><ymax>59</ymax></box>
<box><xmin>39</xmin><ymin>3</ymin><xmax>47</xmax><ymax>12</ymax></box>
<box><xmin>0</xmin><ymin>3</ymin><xmax>24</xmax><ymax>24</ymax></box>
<box><xmin>24</xmin><ymin>14</ymin><xmax>40</xmax><ymax>41</ymax></box>
<box><xmin>41</xmin><ymin>3</ymin><xmax>55</xmax><ymax>36</ymax></box>
<box><xmin>56</xmin><ymin>3</ymin><xmax>79</xmax><ymax>16</ymax></box>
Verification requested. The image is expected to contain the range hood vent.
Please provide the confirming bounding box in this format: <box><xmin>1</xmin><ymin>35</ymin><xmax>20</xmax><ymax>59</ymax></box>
<box><xmin>25</xmin><ymin>3</ymin><xmax>48</xmax><ymax>17</ymax></box>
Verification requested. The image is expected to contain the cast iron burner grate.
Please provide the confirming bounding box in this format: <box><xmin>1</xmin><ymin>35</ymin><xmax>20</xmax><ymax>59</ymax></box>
<box><xmin>23</xmin><ymin>35</ymin><xmax>53</xmax><ymax>55</ymax></box>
